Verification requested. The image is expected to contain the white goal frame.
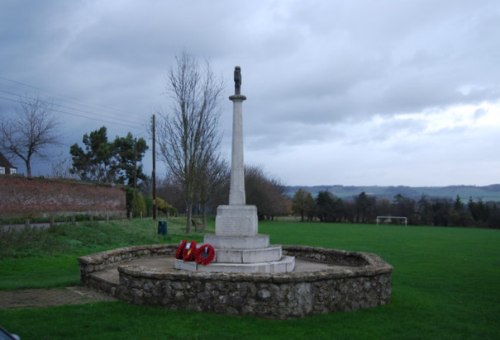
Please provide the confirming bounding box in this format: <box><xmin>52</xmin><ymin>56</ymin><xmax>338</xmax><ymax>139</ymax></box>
<box><xmin>376</xmin><ymin>216</ymin><xmax>408</xmax><ymax>227</ymax></box>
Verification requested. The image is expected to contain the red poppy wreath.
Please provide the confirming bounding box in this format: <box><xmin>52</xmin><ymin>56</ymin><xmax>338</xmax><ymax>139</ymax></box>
<box><xmin>195</xmin><ymin>244</ymin><xmax>215</xmax><ymax>265</ymax></box>
<box><xmin>182</xmin><ymin>241</ymin><xmax>198</xmax><ymax>261</ymax></box>
<box><xmin>175</xmin><ymin>240</ymin><xmax>187</xmax><ymax>259</ymax></box>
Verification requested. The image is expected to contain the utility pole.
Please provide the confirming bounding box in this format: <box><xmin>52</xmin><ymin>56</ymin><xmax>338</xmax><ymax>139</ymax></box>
<box><xmin>152</xmin><ymin>114</ymin><xmax>157</xmax><ymax>220</ymax></box>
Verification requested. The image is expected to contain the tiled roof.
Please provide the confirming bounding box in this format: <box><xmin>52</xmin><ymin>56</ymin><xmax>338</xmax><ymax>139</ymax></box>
<box><xmin>0</xmin><ymin>151</ymin><xmax>15</xmax><ymax>168</ymax></box>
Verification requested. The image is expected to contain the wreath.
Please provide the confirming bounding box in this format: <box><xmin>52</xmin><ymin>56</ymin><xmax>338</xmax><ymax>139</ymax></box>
<box><xmin>195</xmin><ymin>244</ymin><xmax>216</xmax><ymax>265</ymax></box>
<box><xmin>182</xmin><ymin>240</ymin><xmax>198</xmax><ymax>261</ymax></box>
<box><xmin>175</xmin><ymin>240</ymin><xmax>187</xmax><ymax>259</ymax></box>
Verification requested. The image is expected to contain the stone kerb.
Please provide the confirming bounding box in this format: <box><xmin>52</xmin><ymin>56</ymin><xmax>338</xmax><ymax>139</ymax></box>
<box><xmin>78</xmin><ymin>244</ymin><xmax>177</xmax><ymax>283</ymax></box>
<box><xmin>283</xmin><ymin>246</ymin><xmax>372</xmax><ymax>267</ymax></box>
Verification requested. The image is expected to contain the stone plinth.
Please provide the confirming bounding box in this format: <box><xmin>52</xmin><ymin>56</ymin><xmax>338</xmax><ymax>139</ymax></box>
<box><xmin>182</xmin><ymin>203</ymin><xmax>296</xmax><ymax>273</ymax></box>
<box><xmin>174</xmin><ymin>241</ymin><xmax>295</xmax><ymax>273</ymax></box>
<box><xmin>174</xmin><ymin>255</ymin><xmax>295</xmax><ymax>274</ymax></box>
<box><xmin>215</xmin><ymin>205</ymin><xmax>258</xmax><ymax>236</ymax></box>
<box><xmin>204</xmin><ymin>234</ymin><xmax>270</xmax><ymax>249</ymax></box>
<box><xmin>215</xmin><ymin>246</ymin><xmax>282</xmax><ymax>263</ymax></box>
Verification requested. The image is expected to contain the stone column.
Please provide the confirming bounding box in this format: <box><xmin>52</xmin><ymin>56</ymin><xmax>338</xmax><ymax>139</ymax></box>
<box><xmin>228</xmin><ymin>93</ymin><xmax>246</xmax><ymax>205</ymax></box>
<box><xmin>214</xmin><ymin>66</ymin><xmax>258</xmax><ymax>237</ymax></box>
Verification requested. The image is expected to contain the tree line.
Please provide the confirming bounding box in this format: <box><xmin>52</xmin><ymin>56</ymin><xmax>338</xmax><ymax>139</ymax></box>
<box><xmin>292</xmin><ymin>189</ymin><xmax>500</xmax><ymax>228</ymax></box>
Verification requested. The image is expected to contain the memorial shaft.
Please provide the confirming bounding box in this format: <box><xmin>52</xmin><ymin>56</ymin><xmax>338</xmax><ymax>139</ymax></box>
<box><xmin>229</xmin><ymin>66</ymin><xmax>247</xmax><ymax>205</ymax></box>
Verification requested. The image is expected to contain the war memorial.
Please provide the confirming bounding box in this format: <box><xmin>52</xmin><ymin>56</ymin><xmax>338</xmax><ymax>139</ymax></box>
<box><xmin>79</xmin><ymin>67</ymin><xmax>393</xmax><ymax>319</ymax></box>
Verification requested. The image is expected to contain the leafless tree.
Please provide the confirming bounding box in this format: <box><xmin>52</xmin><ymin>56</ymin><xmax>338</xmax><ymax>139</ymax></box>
<box><xmin>197</xmin><ymin>155</ymin><xmax>229</xmax><ymax>228</ymax></box>
<box><xmin>245</xmin><ymin>165</ymin><xmax>291</xmax><ymax>220</ymax></box>
<box><xmin>50</xmin><ymin>155</ymin><xmax>77</xmax><ymax>179</ymax></box>
<box><xmin>0</xmin><ymin>95</ymin><xmax>59</xmax><ymax>177</ymax></box>
<box><xmin>157</xmin><ymin>53</ymin><xmax>224</xmax><ymax>233</ymax></box>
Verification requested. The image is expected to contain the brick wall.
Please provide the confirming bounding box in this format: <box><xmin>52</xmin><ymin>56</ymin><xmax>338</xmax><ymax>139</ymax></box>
<box><xmin>0</xmin><ymin>176</ymin><xmax>126</xmax><ymax>218</ymax></box>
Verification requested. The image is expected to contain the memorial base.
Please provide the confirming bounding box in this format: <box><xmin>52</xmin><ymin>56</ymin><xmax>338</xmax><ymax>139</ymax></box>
<box><xmin>174</xmin><ymin>256</ymin><xmax>295</xmax><ymax>273</ymax></box>
<box><xmin>215</xmin><ymin>205</ymin><xmax>258</xmax><ymax>236</ymax></box>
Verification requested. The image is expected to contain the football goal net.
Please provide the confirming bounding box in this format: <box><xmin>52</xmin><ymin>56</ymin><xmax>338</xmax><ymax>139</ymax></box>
<box><xmin>376</xmin><ymin>216</ymin><xmax>408</xmax><ymax>227</ymax></box>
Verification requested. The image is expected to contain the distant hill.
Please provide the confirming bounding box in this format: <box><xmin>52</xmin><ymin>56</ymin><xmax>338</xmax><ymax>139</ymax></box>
<box><xmin>285</xmin><ymin>184</ymin><xmax>500</xmax><ymax>202</ymax></box>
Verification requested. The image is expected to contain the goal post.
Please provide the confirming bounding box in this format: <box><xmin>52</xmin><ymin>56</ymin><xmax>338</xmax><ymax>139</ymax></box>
<box><xmin>376</xmin><ymin>216</ymin><xmax>408</xmax><ymax>227</ymax></box>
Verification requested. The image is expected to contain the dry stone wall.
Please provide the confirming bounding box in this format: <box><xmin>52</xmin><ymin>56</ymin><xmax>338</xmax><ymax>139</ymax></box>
<box><xmin>79</xmin><ymin>245</ymin><xmax>393</xmax><ymax>319</ymax></box>
<box><xmin>0</xmin><ymin>176</ymin><xmax>126</xmax><ymax>218</ymax></box>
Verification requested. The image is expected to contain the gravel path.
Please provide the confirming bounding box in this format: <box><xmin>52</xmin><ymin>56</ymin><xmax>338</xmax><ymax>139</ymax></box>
<box><xmin>0</xmin><ymin>286</ymin><xmax>116</xmax><ymax>309</ymax></box>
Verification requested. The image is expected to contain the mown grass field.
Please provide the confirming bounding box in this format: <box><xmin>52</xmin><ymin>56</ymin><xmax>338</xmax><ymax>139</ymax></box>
<box><xmin>1</xmin><ymin>219</ymin><xmax>499</xmax><ymax>339</ymax></box>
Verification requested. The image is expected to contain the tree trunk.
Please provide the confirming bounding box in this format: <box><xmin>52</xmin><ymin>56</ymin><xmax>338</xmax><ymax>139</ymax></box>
<box><xmin>185</xmin><ymin>202</ymin><xmax>192</xmax><ymax>233</ymax></box>
<box><xmin>201</xmin><ymin>203</ymin><xmax>207</xmax><ymax>227</ymax></box>
<box><xmin>25</xmin><ymin>160</ymin><xmax>32</xmax><ymax>177</ymax></box>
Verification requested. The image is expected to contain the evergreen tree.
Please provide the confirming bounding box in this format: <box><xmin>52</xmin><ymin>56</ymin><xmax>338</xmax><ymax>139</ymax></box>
<box><xmin>70</xmin><ymin>126</ymin><xmax>148</xmax><ymax>186</ymax></box>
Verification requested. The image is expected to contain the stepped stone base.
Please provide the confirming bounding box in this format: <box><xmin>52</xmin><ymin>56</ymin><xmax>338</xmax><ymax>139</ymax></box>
<box><xmin>215</xmin><ymin>246</ymin><xmax>282</xmax><ymax>263</ymax></box>
<box><xmin>174</xmin><ymin>255</ymin><xmax>295</xmax><ymax>273</ymax></box>
<box><xmin>204</xmin><ymin>234</ymin><xmax>269</xmax><ymax>249</ymax></box>
<box><xmin>194</xmin><ymin>204</ymin><xmax>294</xmax><ymax>273</ymax></box>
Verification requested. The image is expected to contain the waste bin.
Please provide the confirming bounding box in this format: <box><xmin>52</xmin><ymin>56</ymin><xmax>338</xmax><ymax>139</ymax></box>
<box><xmin>157</xmin><ymin>220</ymin><xmax>167</xmax><ymax>235</ymax></box>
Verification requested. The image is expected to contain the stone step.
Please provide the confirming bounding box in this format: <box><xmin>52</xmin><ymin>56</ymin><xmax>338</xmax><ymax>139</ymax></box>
<box><xmin>215</xmin><ymin>246</ymin><xmax>282</xmax><ymax>264</ymax></box>
<box><xmin>204</xmin><ymin>234</ymin><xmax>269</xmax><ymax>249</ymax></box>
<box><xmin>174</xmin><ymin>256</ymin><xmax>295</xmax><ymax>274</ymax></box>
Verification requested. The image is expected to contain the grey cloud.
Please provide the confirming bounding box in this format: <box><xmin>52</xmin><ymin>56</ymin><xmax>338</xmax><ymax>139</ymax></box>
<box><xmin>241</xmin><ymin>0</ymin><xmax>500</xmax><ymax>127</ymax></box>
<box><xmin>2</xmin><ymin>0</ymin><xmax>500</xmax><ymax>184</ymax></box>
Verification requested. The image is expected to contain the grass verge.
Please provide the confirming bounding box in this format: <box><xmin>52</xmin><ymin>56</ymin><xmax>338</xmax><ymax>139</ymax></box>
<box><xmin>0</xmin><ymin>217</ymin><xmax>207</xmax><ymax>289</ymax></box>
<box><xmin>0</xmin><ymin>220</ymin><xmax>499</xmax><ymax>339</ymax></box>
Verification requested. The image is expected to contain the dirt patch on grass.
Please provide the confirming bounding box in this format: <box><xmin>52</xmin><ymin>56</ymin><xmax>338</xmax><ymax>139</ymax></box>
<box><xmin>0</xmin><ymin>286</ymin><xmax>116</xmax><ymax>309</ymax></box>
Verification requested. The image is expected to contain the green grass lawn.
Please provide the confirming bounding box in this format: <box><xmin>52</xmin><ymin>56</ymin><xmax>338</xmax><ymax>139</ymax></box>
<box><xmin>1</xmin><ymin>219</ymin><xmax>499</xmax><ymax>339</ymax></box>
<box><xmin>0</xmin><ymin>218</ymin><xmax>206</xmax><ymax>289</ymax></box>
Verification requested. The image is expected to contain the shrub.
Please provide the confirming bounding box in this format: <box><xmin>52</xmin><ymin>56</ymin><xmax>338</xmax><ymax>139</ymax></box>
<box><xmin>126</xmin><ymin>188</ymin><xmax>147</xmax><ymax>218</ymax></box>
<box><xmin>155</xmin><ymin>197</ymin><xmax>178</xmax><ymax>216</ymax></box>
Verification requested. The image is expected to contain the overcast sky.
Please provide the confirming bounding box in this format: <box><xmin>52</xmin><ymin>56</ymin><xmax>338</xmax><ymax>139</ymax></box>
<box><xmin>1</xmin><ymin>0</ymin><xmax>499</xmax><ymax>186</ymax></box>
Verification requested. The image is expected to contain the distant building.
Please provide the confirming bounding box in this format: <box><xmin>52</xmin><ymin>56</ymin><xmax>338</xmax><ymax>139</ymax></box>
<box><xmin>0</xmin><ymin>151</ymin><xmax>17</xmax><ymax>175</ymax></box>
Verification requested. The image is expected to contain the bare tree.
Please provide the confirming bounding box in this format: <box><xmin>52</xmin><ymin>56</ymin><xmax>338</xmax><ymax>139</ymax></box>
<box><xmin>157</xmin><ymin>53</ymin><xmax>224</xmax><ymax>233</ymax></box>
<box><xmin>50</xmin><ymin>155</ymin><xmax>77</xmax><ymax>179</ymax></box>
<box><xmin>245</xmin><ymin>165</ymin><xmax>291</xmax><ymax>220</ymax></box>
<box><xmin>197</xmin><ymin>155</ymin><xmax>229</xmax><ymax>228</ymax></box>
<box><xmin>0</xmin><ymin>95</ymin><xmax>59</xmax><ymax>177</ymax></box>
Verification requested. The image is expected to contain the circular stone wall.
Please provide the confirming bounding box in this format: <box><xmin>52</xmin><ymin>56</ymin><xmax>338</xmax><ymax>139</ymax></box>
<box><xmin>79</xmin><ymin>245</ymin><xmax>392</xmax><ymax>319</ymax></box>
